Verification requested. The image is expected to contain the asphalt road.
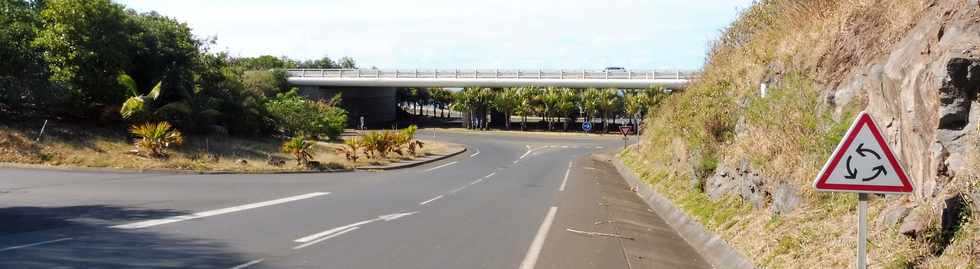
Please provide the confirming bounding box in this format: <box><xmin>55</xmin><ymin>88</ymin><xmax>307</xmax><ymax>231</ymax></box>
<box><xmin>0</xmin><ymin>130</ymin><xmax>707</xmax><ymax>268</ymax></box>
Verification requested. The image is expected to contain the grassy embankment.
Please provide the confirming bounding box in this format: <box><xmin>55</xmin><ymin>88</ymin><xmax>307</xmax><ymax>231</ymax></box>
<box><xmin>620</xmin><ymin>1</ymin><xmax>977</xmax><ymax>268</ymax></box>
<box><xmin>0</xmin><ymin>122</ymin><xmax>449</xmax><ymax>172</ymax></box>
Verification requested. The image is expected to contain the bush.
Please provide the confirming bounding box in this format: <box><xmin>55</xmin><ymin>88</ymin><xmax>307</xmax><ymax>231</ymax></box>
<box><xmin>265</xmin><ymin>89</ymin><xmax>347</xmax><ymax>140</ymax></box>
<box><xmin>280</xmin><ymin>136</ymin><xmax>313</xmax><ymax>166</ymax></box>
<box><xmin>129</xmin><ymin>121</ymin><xmax>183</xmax><ymax>158</ymax></box>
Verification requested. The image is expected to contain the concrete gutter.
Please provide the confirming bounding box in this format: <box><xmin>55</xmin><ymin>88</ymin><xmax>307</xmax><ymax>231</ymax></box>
<box><xmin>356</xmin><ymin>145</ymin><xmax>466</xmax><ymax>170</ymax></box>
<box><xmin>600</xmin><ymin>153</ymin><xmax>757</xmax><ymax>269</ymax></box>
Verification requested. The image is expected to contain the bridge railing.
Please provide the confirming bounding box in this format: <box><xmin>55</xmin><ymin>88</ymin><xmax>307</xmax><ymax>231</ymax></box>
<box><xmin>286</xmin><ymin>69</ymin><xmax>698</xmax><ymax>80</ymax></box>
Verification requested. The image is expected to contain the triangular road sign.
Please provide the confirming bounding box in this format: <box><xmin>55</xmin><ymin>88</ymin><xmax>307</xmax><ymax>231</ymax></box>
<box><xmin>813</xmin><ymin>111</ymin><xmax>913</xmax><ymax>194</ymax></box>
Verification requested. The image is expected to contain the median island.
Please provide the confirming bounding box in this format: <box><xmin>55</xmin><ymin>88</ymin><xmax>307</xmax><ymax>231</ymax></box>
<box><xmin>0</xmin><ymin>122</ymin><xmax>455</xmax><ymax>173</ymax></box>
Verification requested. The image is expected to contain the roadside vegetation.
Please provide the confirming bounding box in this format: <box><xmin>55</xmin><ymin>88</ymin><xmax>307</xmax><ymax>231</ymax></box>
<box><xmin>0</xmin><ymin>0</ymin><xmax>451</xmax><ymax>172</ymax></box>
<box><xmin>398</xmin><ymin>85</ymin><xmax>666</xmax><ymax>133</ymax></box>
<box><xmin>620</xmin><ymin>0</ymin><xmax>978</xmax><ymax>268</ymax></box>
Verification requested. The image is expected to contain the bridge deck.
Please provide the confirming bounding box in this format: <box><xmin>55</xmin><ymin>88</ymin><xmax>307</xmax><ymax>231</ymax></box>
<box><xmin>287</xmin><ymin>69</ymin><xmax>696</xmax><ymax>88</ymax></box>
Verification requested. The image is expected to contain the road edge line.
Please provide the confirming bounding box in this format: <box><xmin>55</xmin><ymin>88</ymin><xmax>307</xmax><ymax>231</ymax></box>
<box><xmin>519</xmin><ymin>206</ymin><xmax>558</xmax><ymax>269</ymax></box>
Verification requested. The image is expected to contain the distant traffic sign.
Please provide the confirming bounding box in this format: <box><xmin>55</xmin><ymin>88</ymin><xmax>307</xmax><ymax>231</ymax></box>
<box><xmin>582</xmin><ymin>121</ymin><xmax>593</xmax><ymax>132</ymax></box>
<box><xmin>813</xmin><ymin>111</ymin><xmax>913</xmax><ymax>194</ymax></box>
<box><xmin>619</xmin><ymin>125</ymin><xmax>632</xmax><ymax>136</ymax></box>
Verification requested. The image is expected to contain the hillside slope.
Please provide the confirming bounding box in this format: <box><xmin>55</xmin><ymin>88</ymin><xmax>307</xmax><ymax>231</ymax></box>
<box><xmin>623</xmin><ymin>0</ymin><xmax>979</xmax><ymax>267</ymax></box>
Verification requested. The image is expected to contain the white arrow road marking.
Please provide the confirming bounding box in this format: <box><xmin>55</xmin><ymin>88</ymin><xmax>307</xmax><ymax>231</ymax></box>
<box><xmin>292</xmin><ymin>227</ymin><xmax>359</xmax><ymax>250</ymax></box>
<box><xmin>519</xmin><ymin>207</ymin><xmax>559</xmax><ymax>269</ymax></box>
<box><xmin>229</xmin><ymin>259</ymin><xmax>264</xmax><ymax>269</ymax></box>
<box><xmin>0</xmin><ymin>237</ymin><xmax>73</xmax><ymax>252</ymax></box>
<box><xmin>294</xmin><ymin>211</ymin><xmax>419</xmax><ymax>243</ymax></box>
<box><xmin>425</xmin><ymin>161</ymin><xmax>458</xmax><ymax>172</ymax></box>
<box><xmin>112</xmin><ymin>192</ymin><xmax>330</xmax><ymax>229</ymax></box>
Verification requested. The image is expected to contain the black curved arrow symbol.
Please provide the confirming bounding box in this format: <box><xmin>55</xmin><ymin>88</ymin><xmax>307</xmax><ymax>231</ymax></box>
<box><xmin>844</xmin><ymin>155</ymin><xmax>858</xmax><ymax>179</ymax></box>
<box><xmin>855</xmin><ymin>143</ymin><xmax>881</xmax><ymax>159</ymax></box>
<box><xmin>862</xmin><ymin>165</ymin><xmax>887</xmax><ymax>181</ymax></box>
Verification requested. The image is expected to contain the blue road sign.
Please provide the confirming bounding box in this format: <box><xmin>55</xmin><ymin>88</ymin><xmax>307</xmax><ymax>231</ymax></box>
<box><xmin>582</xmin><ymin>121</ymin><xmax>593</xmax><ymax>132</ymax></box>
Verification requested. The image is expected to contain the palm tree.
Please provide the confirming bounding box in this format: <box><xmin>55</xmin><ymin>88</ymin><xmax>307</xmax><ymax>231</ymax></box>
<box><xmin>493</xmin><ymin>87</ymin><xmax>520</xmax><ymax>129</ymax></box>
<box><xmin>129</xmin><ymin>121</ymin><xmax>184</xmax><ymax>158</ymax></box>
<box><xmin>554</xmin><ymin>88</ymin><xmax>578</xmax><ymax>131</ymax></box>
<box><xmin>516</xmin><ymin>86</ymin><xmax>540</xmax><ymax>131</ymax></box>
<box><xmin>624</xmin><ymin>89</ymin><xmax>649</xmax><ymax>127</ymax></box>
<box><xmin>428</xmin><ymin>87</ymin><xmax>453</xmax><ymax>118</ymax></box>
<box><xmin>580</xmin><ymin>88</ymin><xmax>601</xmax><ymax>132</ymax></box>
<box><xmin>597</xmin><ymin>88</ymin><xmax>621</xmax><ymax>133</ymax></box>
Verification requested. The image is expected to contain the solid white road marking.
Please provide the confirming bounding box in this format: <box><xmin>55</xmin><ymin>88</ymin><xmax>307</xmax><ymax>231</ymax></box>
<box><xmin>584</xmin><ymin>167</ymin><xmax>596</xmax><ymax>170</ymax></box>
<box><xmin>596</xmin><ymin>146</ymin><xmax>605</xmax><ymax>149</ymax></box>
<box><xmin>485</xmin><ymin>172</ymin><xmax>496</xmax><ymax>178</ymax></box>
<box><xmin>419</xmin><ymin>195</ymin><xmax>444</xmax><ymax>205</ymax></box>
<box><xmin>425</xmin><ymin>161</ymin><xmax>458</xmax><ymax>172</ymax></box>
<box><xmin>292</xmin><ymin>227</ymin><xmax>359</xmax><ymax>250</ymax></box>
<box><xmin>229</xmin><ymin>259</ymin><xmax>264</xmax><ymax>269</ymax></box>
<box><xmin>0</xmin><ymin>237</ymin><xmax>73</xmax><ymax>252</ymax></box>
<box><xmin>295</xmin><ymin>211</ymin><xmax>419</xmax><ymax>243</ymax></box>
<box><xmin>469</xmin><ymin>149</ymin><xmax>481</xmax><ymax>158</ymax></box>
<box><xmin>112</xmin><ymin>192</ymin><xmax>330</xmax><ymax>229</ymax></box>
<box><xmin>561</xmin><ymin>145</ymin><xmax>569</xmax><ymax>149</ymax></box>
<box><xmin>519</xmin><ymin>207</ymin><xmax>558</xmax><ymax>269</ymax></box>
<box><xmin>560</xmin><ymin>162</ymin><xmax>571</xmax><ymax>191</ymax></box>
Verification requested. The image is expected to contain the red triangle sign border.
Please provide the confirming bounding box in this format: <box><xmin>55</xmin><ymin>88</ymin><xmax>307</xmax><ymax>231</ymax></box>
<box><xmin>813</xmin><ymin>112</ymin><xmax>914</xmax><ymax>194</ymax></box>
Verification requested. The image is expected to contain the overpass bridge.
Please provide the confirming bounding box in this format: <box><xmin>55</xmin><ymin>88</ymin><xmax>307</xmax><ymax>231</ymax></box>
<box><xmin>285</xmin><ymin>68</ymin><xmax>696</xmax><ymax>126</ymax></box>
<box><xmin>286</xmin><ymin>69</ymin><xmax>696</xmax><ymax>89</ymax></box>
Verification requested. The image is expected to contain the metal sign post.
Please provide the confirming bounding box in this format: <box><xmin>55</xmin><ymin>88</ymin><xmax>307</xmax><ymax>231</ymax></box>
<box><xmin>857</xmin><ymin>193</ymin><xmax>868</xmax><ymax>269</ymax></box>
<box><xmin>812</xmin><ymin>111</ymin><xmax>914</xmax><ymax>269</ymax></box>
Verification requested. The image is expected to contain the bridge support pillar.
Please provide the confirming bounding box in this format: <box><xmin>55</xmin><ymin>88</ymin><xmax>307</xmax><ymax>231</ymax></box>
<box><xmin>297</xmin><ymin>86</ymin><xmax>397</xmax><ymax>127</ymax></box>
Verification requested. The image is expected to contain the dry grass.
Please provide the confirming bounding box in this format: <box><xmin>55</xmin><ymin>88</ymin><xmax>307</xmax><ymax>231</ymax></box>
<box><xmin>622</xmin><ymin>0</ymin><xmax>980</xmax><ymax>268</ymax></box>
<box><xmin>0</xmin><ymin>122</ymin><xmax>452</xmax><ymax>172</ymax></box>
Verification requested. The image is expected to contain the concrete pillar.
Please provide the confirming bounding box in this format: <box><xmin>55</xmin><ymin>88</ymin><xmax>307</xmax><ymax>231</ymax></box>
<box><xmin>298</xmin><ymin>86</ymin><xmax>397</xmax><ymax>127</ymax></box>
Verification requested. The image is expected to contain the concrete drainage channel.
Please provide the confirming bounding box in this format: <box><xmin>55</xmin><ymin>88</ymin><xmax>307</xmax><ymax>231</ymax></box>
<box><xmin>600</xmin><ymin>153</ymin><xmax>757</xmax><ymax>269</ymax></box>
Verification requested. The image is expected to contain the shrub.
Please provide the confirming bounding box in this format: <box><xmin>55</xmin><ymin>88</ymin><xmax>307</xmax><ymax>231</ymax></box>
<box><xmin>129</xmin><ymin>121</ymin><xmax>183</xmax><ymax>158</ymax></box>
<box><xmin>343</xmin><ymin>137</ymin><xmax>362</xmax><ymax>163</ymax></box>
<box><xmin>281</xmin><ymin>136</ymin><xmax>314</xmax><ymax>166</ymax></box>
<box><xmin>265</xmin><ymin>89</ymin><xmax>347</xmax><ymax>139</ymax></box>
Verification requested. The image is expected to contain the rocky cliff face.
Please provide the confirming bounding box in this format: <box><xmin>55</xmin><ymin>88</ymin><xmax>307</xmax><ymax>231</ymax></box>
<box><xmin>829</xmin><ymin>1</ymin><xmax>979</xmax><ymax>232</ymax></box>
<box><xmin>643</xmin><ymin>1</ymin><xmax>980</xmax><ymax>267</ymax></box>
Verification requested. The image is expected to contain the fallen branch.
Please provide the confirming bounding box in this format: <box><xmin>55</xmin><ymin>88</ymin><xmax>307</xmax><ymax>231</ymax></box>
<box><xmin>565</xmin><ymin>228</ymin><xmax>635</xmax><ymax>240</ymax></box>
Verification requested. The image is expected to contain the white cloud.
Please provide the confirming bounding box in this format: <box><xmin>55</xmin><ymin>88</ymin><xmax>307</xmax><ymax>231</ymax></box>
<box><xmin>117</xmin><ymin>0</ymin><xmax>755</xmax><ymax>70</ymax></box>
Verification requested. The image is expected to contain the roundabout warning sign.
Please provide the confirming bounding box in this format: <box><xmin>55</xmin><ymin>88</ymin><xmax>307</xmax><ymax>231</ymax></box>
<box><xmin>813</xmin><ymin>111</ymin><xmax>913</xmax><ymax>194</ymax></box>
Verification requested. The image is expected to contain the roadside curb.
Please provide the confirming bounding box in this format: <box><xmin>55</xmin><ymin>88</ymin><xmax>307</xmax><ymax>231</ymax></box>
<box><xmin>0</xmin><ymin>144</ymin><xmax>468</xmax><ymax>175</ymax></box>
<box><xmin>357</xmin><ymin>145</ymin><xmax>466</xmax><ymax>171</ymax></box>
<box><xmin>597</xmin><ymin>152</ymin><xmax>756</xmax><ymax>269</ymax></box>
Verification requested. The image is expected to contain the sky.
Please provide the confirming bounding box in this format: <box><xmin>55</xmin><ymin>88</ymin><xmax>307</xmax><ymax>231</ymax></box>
<box><xmin>116</xmin><ymin>0</ymin><xmax>756</xmax><ymax>70</ymax></box>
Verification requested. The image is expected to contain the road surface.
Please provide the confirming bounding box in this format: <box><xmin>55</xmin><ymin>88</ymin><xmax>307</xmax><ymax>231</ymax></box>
<box><xmin>0</xmin><ymin>131</ymin><xmax>708</xmax><ymax>268</ymax></box>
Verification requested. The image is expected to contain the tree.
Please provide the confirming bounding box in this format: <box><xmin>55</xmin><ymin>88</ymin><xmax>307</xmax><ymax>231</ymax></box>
<box><xmin>428</xmin><ymin>87</ymin><xmax>453</xmax><ymax>118</ymax></box>
<box><xmin>298</xmin><ymin>56</ymin><xmax>337</xmax><ymax>69</ymax></box>
<box><xmin>516</xmin><ymin>86</ymin><xmax>541</xmax><ymax>131</ymax></box>
<box><xmin>127</xmin><ymin>11</ymin><xmax>200</xmax><ymax>105</ymax></box>
<box><xmin>493</xmin><ymin>87</ymin><xmax>519</xmax><ymax>129</ymax></box>
<box><xmin>265</xmin><ymin>89</ymin><xmax>348</xmax><ymax>140</ymax></box>
<box><xmin>554</xmin><ymin>88</ymin><xmax>579</xmax><ymax>131</ymax></box>
<box><xmin>624</xmin><ymin>89</ymin><xmax>649</xmax><ymax>127</ymax></box>
<box><xmin>597</xmin><ymin>88</ymin><xmax>622</xmax><ymax>133</ymax></box>
<box><xmin>339</xmin><ymin>57</ymin><xmax>357</xmax><ymax>69</ymax></box>
<box><xmin>580</xmin><ymin>88</ymin><xmax>601</xmax><ymax>131</ymax></box>
<box><xmin>242</xmin><ymin>70</ymin><xmax>281</xmax><ymax>97</ymax></box>
<box><xmin>34</xmin><ymin>0</ymin><xmax>133</xmax><ymax>106</ymax></box>
<box><xmin>0</xmin><ymin>0</ymin><xmax>50</xmax><ymax>114</ymax></box>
